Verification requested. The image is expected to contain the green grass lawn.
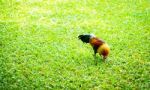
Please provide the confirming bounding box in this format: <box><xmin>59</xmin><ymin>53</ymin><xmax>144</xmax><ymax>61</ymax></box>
<box><xmin>0</xmin><ymin>0</ymin><xmax>150</xmax><ymax>89</ymax></box>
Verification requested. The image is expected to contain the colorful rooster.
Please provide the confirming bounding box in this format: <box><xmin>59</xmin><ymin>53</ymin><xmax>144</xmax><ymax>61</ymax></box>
<box><xmin>78</xmin><ymin>34</ymin><xmax>110</xmax><ymax>63</ymax></box>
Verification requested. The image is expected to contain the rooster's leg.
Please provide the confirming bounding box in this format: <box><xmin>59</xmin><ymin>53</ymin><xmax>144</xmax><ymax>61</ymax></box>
<box><xmin>93</xmin><ymin>47</ymin><xmax>98</xmax><ymax>65</ymax></box>
<box><xmin>103</xmin><ymin>56</ymin><xmax>107</xmax><ymax>62</ymax></box>
<box><xmin>94</xmin><ymin>53</ymin><xmax>97</xmax><ymax>65</ymax></box>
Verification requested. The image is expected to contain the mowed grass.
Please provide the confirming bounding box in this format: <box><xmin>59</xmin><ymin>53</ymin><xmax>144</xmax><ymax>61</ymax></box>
<box><xmin>0</xmin><ymin>0</ymin><xmax>150</xmax><ymax>89</ymax></box>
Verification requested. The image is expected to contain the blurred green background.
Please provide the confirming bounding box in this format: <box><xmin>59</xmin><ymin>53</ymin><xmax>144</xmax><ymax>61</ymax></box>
<box><xmin>0</xmin><ymin>0</ymin><xmax>149</xmax><ymax>89</ymax></box>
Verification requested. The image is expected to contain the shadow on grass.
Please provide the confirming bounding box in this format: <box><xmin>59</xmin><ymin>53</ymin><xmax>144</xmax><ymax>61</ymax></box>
<box><xmin>76</xmin><ymin>53</ymin><xmax>111</xmax><ymax>67</ymax></box>
<box><xmin>88</xmin><ymin>55</ymin><xmax>105</xmax><ymax>66</ymax></box>
<box><xmin>94</xmin><ymin>55</ymin><xmax>112</xmax><ymax>66</ymax></box>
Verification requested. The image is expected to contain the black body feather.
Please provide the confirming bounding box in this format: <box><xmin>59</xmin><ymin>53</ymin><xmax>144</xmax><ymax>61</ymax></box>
<box><xmin>78</xmin><ymin>34</ymin><xmax>91</xmax><ymax>43</ymax></box>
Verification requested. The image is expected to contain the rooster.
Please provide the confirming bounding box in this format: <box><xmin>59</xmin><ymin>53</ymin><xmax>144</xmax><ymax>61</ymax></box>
<box><xmin>78</xmin><ymin>34</ymin><xmax>110</xmax><ymax>63</ymax></box>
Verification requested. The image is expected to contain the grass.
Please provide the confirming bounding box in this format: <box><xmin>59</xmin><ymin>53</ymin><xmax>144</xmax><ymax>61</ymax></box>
<box><xmin>0</xmin><ymin>0</ymin><xmax>150</xmax><ymax>89</ymax></box>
